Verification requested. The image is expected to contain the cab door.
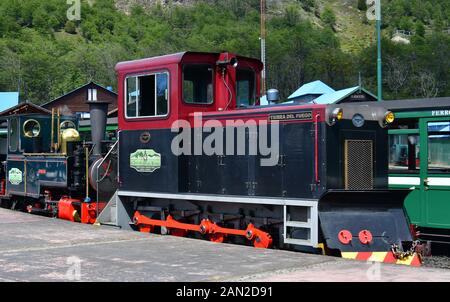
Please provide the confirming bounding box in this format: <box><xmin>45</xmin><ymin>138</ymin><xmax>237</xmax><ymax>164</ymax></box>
<box><xmin>118</xmin><ymin>71</ymin><xmax>177</xmax><ymax>193</ymax></box>
<box><xmin>421</xmin><ymin>118</ymin><xmax>450</xmax><ymax>229</ymax></box>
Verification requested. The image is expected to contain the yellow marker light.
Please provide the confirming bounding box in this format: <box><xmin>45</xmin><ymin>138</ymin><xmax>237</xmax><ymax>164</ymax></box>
<box><xmin>385</xmin><ymin>111</ymin><xmax>395</xmax><ymax>124</ymax></box>
<box><xmin>332</xmin><ymin>108</ymin><xmax>343</xmax><ymax>122</ymax></box>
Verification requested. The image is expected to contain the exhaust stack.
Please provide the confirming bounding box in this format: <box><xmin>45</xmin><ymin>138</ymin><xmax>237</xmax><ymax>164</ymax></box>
<box><xmin>87</xmin><ymin>101</ymin><xmax>109</xmax><ymax>156</ymax></box>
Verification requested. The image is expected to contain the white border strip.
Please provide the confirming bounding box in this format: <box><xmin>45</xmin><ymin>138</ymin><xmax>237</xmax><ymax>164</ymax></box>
<box><xmin>428</xmin><ymin>178</ymin><xmax>450</xmax><ymax>187</ymax></box>
<box><xmin>389</xmin><ymin>177</ymin><xmax>420</xmax><ymax>186</ymax></box>
<box><xmin>118</xmin><ymin>190</ymin><xmax>318</xmax><ymax>207</ymax></box>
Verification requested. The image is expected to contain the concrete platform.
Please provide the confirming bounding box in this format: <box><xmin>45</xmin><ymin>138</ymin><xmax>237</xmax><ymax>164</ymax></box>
<box><xmin>0</xmin><ymin>208</ymin><xmax>449</xmax><ymax>282</ymax></box>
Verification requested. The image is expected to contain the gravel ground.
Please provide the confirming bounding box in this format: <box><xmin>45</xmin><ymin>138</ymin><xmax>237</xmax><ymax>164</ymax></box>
<box><xmin>423</xmin><ymin>256</ymin><xmax>450</xmax><ymax>270</ymax></box>
<box><xmin>421</xmin><ymin>243</ymin><xmax>450</xmax><ymax>269</ymax></box>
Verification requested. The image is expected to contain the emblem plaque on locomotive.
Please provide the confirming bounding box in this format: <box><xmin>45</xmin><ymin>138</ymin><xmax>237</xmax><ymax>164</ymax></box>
<box><xmin>130</xmin><ymin>150</ymin><xmax>162</xmax><ymax>173</ymax></box>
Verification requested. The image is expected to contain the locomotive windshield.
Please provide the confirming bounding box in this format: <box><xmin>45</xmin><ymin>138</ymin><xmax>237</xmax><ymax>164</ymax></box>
<box><xmin>183</xmin><ymin>64</ymin><xmax>214</xmax><ymax>104</ymax></box>
<box><xmin>8</xmin><ymin>117</ymin><xmax>18</xmax><ymax>152</ymax></box>
<box><xmin>125</xmin><ymin>72</ymin><xmax>169</xmax><ymax>118</ymax></box>
<box><xmin>236</xmin><ymin>68</ymin><xmax>256</xmax><ymax>107</ymax></box>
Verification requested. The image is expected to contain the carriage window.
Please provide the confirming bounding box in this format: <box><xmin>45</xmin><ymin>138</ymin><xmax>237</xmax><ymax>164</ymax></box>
<box><xmin>125</xmin><ymin>72</ymin><xmax>169</xmax><ymax>118</ymax></box>
<box><xmin>183</xmin><ymin>65</ymin><xmax>213</xmax><ymax>104</ymax></box>
<box><xmin>389</xmin><ymin>134</ymin><xmax>420</xmax><ymax>172</ymax></box>
<box><xmin>236</xmin><ymin>69</ymin><xmax>256</xmax><ymax>107</ymax></box>
<box><xmin>428</xmin><ymin>122</ymin><xmax>450</xmax><ymax>171</ymax></box>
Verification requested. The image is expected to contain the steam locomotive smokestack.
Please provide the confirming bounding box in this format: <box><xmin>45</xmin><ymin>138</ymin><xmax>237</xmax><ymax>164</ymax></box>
<box><xmin>87</xmin><ymin>101</ymin><xmax>109</xmax><ymax>156</ymax></box>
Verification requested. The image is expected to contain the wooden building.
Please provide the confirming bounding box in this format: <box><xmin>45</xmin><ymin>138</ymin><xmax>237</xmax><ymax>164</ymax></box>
<box><xmin>42</xmin><ymin>82</ymin><xmax>117</xmax><ymax>115</ymax></box>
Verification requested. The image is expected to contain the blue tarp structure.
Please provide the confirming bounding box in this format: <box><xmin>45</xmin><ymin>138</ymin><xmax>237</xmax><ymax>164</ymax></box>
<box><xmin>312</xmin><ymin>86</ymin><xmax>360</xmax><ymax>104</ymax></box>
<box><xmin>0</xmin><ymin>92</ymin><xmax>19</xmax><ymax>112</ymax></box>
<box><xmin>288</xmin><ymin>80</ymin><xmax>335</xmax><ymax>101</ymax></box>
<box><xmin>260</xmin><ymin>95</ymin><xmax>268</xmax><ymax>106</ymax></box>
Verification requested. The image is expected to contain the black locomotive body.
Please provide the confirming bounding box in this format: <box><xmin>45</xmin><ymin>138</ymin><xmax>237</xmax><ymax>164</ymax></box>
<box><xmin>112</xmin><ymin>52</ymin><xmax>417</xmax><ymax>261</ymax></box>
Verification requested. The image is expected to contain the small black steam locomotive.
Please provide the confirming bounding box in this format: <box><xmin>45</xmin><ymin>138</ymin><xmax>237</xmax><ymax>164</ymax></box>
<box><xmin>0</xmin><ymin>102</ymin><xmax>116</xmax><ymax>224</ymax></box>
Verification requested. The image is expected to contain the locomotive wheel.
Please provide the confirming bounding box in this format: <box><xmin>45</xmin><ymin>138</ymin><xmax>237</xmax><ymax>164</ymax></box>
<box><xmin>208</xmin><ymin>234</ymin><xmax>225</xmax><ymax>243</ymax></box>
<box><xmin>170</xmin><ymin>229</ymin><xmax>188</xmax><ymax>237</ymax></box>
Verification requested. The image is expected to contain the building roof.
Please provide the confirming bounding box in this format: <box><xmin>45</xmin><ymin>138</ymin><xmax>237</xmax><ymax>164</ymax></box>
<box><xmin>312</xmin><ymin>86</ymin><xmax>377</xmax><ymax>104</ymax></box>
<box><xmin>288</xmin><ymin>80</ymin><xmax>335</xmax><ymax>100</ymax></box>
<box><xmin>0</xmin><ymin>102</ymin><xmax>51</xmax><ymax>117</ymax></box>
<box><xmin>0</xmin><ymin>92</ymin><xmax>19</xmax><ymax>112</ymax></box>
<box><xmin>41</xmin><ymin>81</ymin><xmax>117</xmax><ymax>108</ymax></box>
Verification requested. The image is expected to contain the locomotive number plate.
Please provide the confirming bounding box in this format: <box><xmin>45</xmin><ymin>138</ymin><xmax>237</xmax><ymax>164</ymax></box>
<box><xmin>269</xmin><ymin>111</ymin><xmax>312</xmax><ymax>122</ymax></box>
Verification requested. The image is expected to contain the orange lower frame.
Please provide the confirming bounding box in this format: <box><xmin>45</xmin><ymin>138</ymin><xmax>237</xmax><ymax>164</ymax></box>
<box><xmin>133</xmin><ymin>211</ymin><xmax>273</xmax><ymax>248</ymax></box>
<box><xmin>133</xmin><ymin>212</ymin><xmax>422</xmax><ymax>266</ymax></box>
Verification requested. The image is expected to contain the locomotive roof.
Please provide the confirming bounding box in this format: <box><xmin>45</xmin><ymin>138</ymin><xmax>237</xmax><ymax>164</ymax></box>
<box><xmin>0</xmin><ymin>102</ymin><xmax>51</xmax><ymax>117</ymax></box>
<box><xmin>352</xmin><ymin>97</ymin><xmax>450</xmax><ymax>112</ymax></box>
<box><xmin>0</xmin><ymin>113</ymin><xmax>77</xmax><ymax>120</ymax></box>
<box><xmin>115</xmin><ymin>51</ymin><xmax>263</xmax><ymax>73</ymax></box>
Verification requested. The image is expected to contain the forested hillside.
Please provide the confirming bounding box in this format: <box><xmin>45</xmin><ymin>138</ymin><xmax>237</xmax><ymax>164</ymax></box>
<box><xmin>0</xmin><ymin>0</ymin><xmax>449</xmax><ymax>104</ymax></box>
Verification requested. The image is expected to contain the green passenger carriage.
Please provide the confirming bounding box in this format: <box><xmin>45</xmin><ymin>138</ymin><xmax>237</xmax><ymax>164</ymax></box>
<box><xmin>386</xmin><ymin>98</ymin><xmax>450</xmax><ymax>244</ymax></box>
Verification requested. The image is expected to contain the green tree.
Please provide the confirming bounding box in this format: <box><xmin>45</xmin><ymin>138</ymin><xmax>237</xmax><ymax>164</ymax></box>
<box><xmin>0</xmin><ymin>0</ymin><xmax>448</xmax><ymax>103</ymax></box>
<box><xmin>285</xmin><ymin>5</ymin><xmax>300</xmax><ymax>27</ymax></box>
<box><xmin>321</xmin><ymin>6</ymin><xmax>336</xmax><ymax>30</ymax></box>
<box><xmin>415</xmin><ymin>21</ymin><xmax>425</xmax><ymax>37</ymax></box>
<box><xmin>357</xmin><ymin>0</ymin><xmax>367</xmax><ymax>11</ymax></box>
<box><xmin>64</xmin><ymin>21</ymin><xmax>77</xmax><ymax>34</ymax></box>
<box><xmin>298</xmin><ymin>0</ymin><xmax>316</xmax><ymax>12</ymax></box>
<box><xmin>398</xmin><ymin>16</ymin><xmax>414</xmax><ymax>31</ymax></box>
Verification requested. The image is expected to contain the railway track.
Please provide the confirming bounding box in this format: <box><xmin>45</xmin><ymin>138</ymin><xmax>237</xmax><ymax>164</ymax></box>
<box><xmin>423</xmin><ymin>256</ymin><xmax>450</xmax><ymax>269</ymax></box>
<box><xmin>422</xmin><ymin>243</ymin><xmax>450</xmax><ymax>269</ymax></box>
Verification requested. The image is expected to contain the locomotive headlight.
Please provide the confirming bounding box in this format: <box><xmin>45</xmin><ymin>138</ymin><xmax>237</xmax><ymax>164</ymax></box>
<box><xmin>336</xmin><ymin>109</ymin><xmax>344</xmax><ymax>121</ymax></box>
<box><xmin>384</xmin><ymin>111</ymin><xmax>395</xmax><ymax>124</ymax></box>
<box><xmin>331</xmin><ymin>108</ymin><xmax>343</xmax><ymax>123</ymax></box>
<box><xmin>326</xmin><ymin>107</ymin><xmax>344</xmax><ymax>126</ymax></box>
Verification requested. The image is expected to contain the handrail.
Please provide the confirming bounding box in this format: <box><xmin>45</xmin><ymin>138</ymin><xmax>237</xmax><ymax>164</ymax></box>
<box><xmin>96</xmin><ymin>140</ymin><xmax>119</xmax><ymax>183</ymax></box>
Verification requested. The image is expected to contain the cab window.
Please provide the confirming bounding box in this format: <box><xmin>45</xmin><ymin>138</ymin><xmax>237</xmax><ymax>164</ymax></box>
<box><xmin>183</xmin><ymin>65</ymin><xmax>213</xmax><ymax>104</ymax></box>
<box><xmin>125</xmin><ymin>72</ymin><xmax>169</xmax><ymax>118</ymax></box>
<box><xmin>236</xmin><ymin>69</ymin><xmax>256</xmax><ymax>107</ymax></box>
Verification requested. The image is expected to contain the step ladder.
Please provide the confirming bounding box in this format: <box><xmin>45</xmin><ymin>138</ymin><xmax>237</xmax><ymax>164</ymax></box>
<box><xmin>96</xmin><ymin>191</ymin><xmax>118</xmax><ymax>226</ymax></box>
<box><xmin>283</xmin><ymin>204</ymin><xmax>318</xmax><ymax>247</ymax></box>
